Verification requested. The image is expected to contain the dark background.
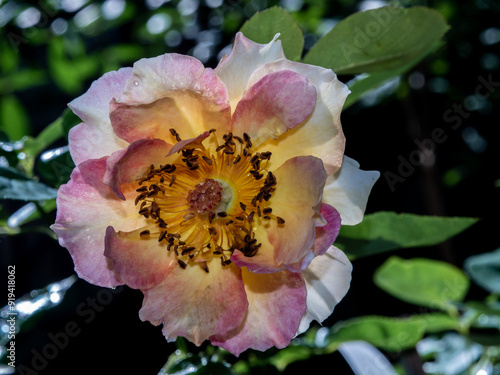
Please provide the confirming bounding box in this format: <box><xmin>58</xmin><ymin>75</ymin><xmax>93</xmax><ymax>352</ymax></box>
<box><xmin>0</xmin><ymin>0</ymin><xmax>499</xmax><ymax>373</ymax></box>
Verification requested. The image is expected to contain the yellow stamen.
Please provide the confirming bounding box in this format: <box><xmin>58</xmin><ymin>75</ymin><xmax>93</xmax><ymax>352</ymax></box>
<box><xmin>134</xmin><ymin>130</ymin><xmax>284</xmax><ymax>271</ymax></box>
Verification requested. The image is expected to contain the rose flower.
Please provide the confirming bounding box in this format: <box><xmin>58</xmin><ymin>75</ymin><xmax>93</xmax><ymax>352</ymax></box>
<box><xmin>51</xmin><ymin>33</ymin><xmax>379</xmax><ymax>355</ymax></box>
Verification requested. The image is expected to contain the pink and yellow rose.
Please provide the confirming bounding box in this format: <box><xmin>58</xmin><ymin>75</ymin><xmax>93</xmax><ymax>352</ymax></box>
<box><xmin>51</xmin><ymin>33</ymin><xmax>379</xmax><ymax>355</ymax></box>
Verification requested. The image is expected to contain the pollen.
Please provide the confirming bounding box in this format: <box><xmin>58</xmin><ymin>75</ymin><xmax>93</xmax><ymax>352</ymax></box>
<box><xmin>133</xmin><ymin>129</ymin><xmax>285</xmax><ymax>272</ymax></box>
<box><xmin>187</xmin><ymin>179</ymin><xmax>223</xmax><ymax>214</ymax></box>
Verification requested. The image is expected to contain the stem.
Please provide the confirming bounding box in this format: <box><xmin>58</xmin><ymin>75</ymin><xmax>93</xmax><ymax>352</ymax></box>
<box><xmin>175</xmin><ymin>337</ymin><xmax>189</xmax><ymax>354</ymax></box>
<box><xmin>30</xmin><ymin>115</ymin><xmax>65</xmax><ymax>157</ymax></box>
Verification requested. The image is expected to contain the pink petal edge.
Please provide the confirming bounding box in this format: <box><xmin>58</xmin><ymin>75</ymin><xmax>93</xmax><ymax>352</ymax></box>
<box><xmin>110</xmin><ymin>54</ymin><xmax>230</xmax><ymax>144</ymax></box>
<box><xmin>313</xmin><ymin>203</ymin><xmax>341</xmax><ymax>256</ymax></box>
<box><xmin>104</xmin><ymin>226</ymin><xmax>177</xmax><ymax>290</ymax></box>
<box><xmin>103</xmin><ymin>139</ymin><xmax>172</xmax><ymax>200</ymax></box>
<box><xmin>139</xmin><ymin>262</ymin><xmax>248</xmax><ymax>346</ymax></box>
<box><xmin>51</xmin><ymin>157</ymin><xmax>142</xmax><ymax>288</ymax></box>
<box><xmin>67</xmin><ymin>68</ymin><xmax>132</xmax><ymax>165</ymax></box>
<box><xmin>211</xmin><ymin>268</ymin><xmax>307</xmax><ymax>356</ymax></box>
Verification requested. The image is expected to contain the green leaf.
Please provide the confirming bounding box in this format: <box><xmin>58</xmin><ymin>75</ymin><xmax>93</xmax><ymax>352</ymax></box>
<box><xmin>48</xmin><ymin>37</ymin><xmax>99</xmax><ymax>94</ymax></box>
<box><xmin>464</xmin><ymin>248</ymin><xmax>500</xmax><ymax>294</ymax></box>
<box><xmin>268</xmin><ymin>344</ymin><xmax>315</xmax><ymax>371</ymax></box>
<box><xmin>330</xmin><ymin>316</ymin><xmax>425</xmax><ymax>352</ymax></box>
<box><xmin>0</xmin><ymin>177</ymin><xmax>58</xmax><ymax>201</ymax></box>
<box><xmin>20</xmin><ymin>108</ymin><xmax>79</xmax><ymax>177</ymax></box>
<box><xmin>100</xmin><ymin>44</ymin><xmax>145</xmax><ymax>72</ymax></box>
<box><xmin>374</xmin><ymin>256</ymin><xmax>470</xmax><ymax>310</ymax></box>
<box><xmin>344</xmin><ymin>42</ymin><xmax>442</xmax><ymax>108</ymax></box>
<box><xmin>303</xmin><ymin>6</ymin><xmax>449</xmax><ymax>74</ymax></box>
<box><xmin>0</xmin><ymin>39</ymin><xmax>19</xmax><ymax>73</ymax></box>
<box><xmin>0</xmin><ymin>69</ymin><xmax>48</xmax><ymax>95</ymax></box>
<box><xmin>338</xmin><ymin>212</ymin><xmax>478</xmax><ymax>259</ymax></box>
<box><xmin>239</xmin><ymin>6</ymin><xmax>304</xmax><ymax>61</ymax></box>
<box><xmin>0</xmin><ymin>94</ymin><xmax>30</xmax><ymax>141</ymax></box>
<box><xmin>0</xmin><ymin>166</ymin><xmax>30</xmax><ymax>180</ymax></box>
<box><xmin>410</xmin><ymin>313</ymin><xmax>461</xmax><ymax>334</ymax></box>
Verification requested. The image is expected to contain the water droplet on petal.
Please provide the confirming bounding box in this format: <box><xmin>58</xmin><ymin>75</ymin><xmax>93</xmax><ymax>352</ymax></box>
<box><xmin>134</xmin><ymin>80</ymin><xmax>139</xmax><ymax>86</ymax></box>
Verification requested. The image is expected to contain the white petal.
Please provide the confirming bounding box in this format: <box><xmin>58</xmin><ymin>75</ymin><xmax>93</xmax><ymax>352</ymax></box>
<box><xmin>323</xmin><ymin>155</ymin><xmax>380</xmax><ymax>226</ymax></box>
<box><xmin>215</xmin><ymin>32</ymin><xmax>285</xmax><ymax>113</ymax></box>
<box><xmin>297</xmin><ymin>246</ymin><xmax>352</xmax><ymax>334</ymax></box>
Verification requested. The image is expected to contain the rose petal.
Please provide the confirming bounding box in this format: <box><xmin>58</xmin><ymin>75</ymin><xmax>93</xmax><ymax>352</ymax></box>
<box><xmin>139</xmin><ymin>262</ymin><xmax>248</xmax><ymax>346</ymax></box>
<box><xmin>211</xmin><ymin>267</ymin><xmax>307</xmax><ymax>356</ymax></box>
<box><xmin>122</xmin><ymin>54</ymin><xmax>228</xmax><ymax>107</ymax></box>
<box><xmin>313</xmin><ymin>203</ymin><xmax>341</xmax><ymax>257</ymax></box>
<box><xmin>285</xmin><ymin>202</ymin><xmax>342</xmax><ymax>273</ymax></box>
<box><xmin>231</xmin><ymin>225</ymin><xmax>282</xmax><ymax>273</ymax></box>
<box><xmin>50</xmin><ymin>157</ymin><xmax>147</xmax><ymax>288</ymax></box>
<box><xmin>111</xmin><ymin>54</ymin><xmax>230</xmax><ymax>144</ymax></box>
<box><xmin>215</xmin><ymin>32</ymin><xmax>286</xmax><ymax>113</ymax></box>
<box><xmin>68</xmin><ymin>68</ymin><xmax>131</xmax><ymax>165</ymax></box>
<box><xmin>267</xmin><ymin>156</ymin><xmax>327</xmax><ymax>267</ymax></box>
<box><xmin>248</xmin><ymin>59</ymin><xmax>348</xmax><ymax>175</ymax></box>
<box><xmin>166</xmin><ymin>131</ymin><xmax>210</xmax><ymax>157</ymax></box>
<box><xmin>231</xmin><ymin>70</ymin><xmax>316</xmax><ymax>148</ymax></box>
<box><xmin>104</xmin><ymin>227</ymin><xmax>177</xmax><ymax>290</ymax></box>
<box><xmin>297</xmin><ymin>246</ymin><xmax>352</xmax><ymax>334</ymax></box>
<box><xmin>103</xmin><ymin>139</ymin><xmax>173</xmax><ymax>200</ymax></box>
<box><xmin>323</xmin><ymin>156</ymin><xmax>380</xmax><ymax>225</ymax></box>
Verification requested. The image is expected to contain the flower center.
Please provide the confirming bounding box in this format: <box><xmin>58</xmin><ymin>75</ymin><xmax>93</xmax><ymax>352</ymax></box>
<box><xmin>134</xmin><ymin>130</ymin><xmax>285</xmax><ymax>273</ymax></box>
<box><xmin>187</xmin><ymin>179</ymin><xmax>223</xmax><ymax>214</ymax></box>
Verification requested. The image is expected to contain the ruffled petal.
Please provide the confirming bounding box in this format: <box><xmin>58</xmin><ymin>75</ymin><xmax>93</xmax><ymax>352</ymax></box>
<box><xmin>231</xmin><ymin>70</ymin><xmax>316</xmax><ymax>148</ymax></box>
<box><xmin>322</xmin><ymin>156</ymin><xmax>380</xmax><ymax>226</ymax></box>
<box><xmin>267</xmin><ymin>156</ymin><xmax>327</xmax><ymax>267</ymax></box>
<box><xmin>215</xmin><ymin>32</ymin><xmax>286</xmax><ymax>112</ymax></box>
<box><xmin>139</xmin><ymin>262</ymin><xmax>248</xmax><ymax>346</ymax></box>
<box><xmin>211</xmin><ymin>267</ymin><xmax>307</xmax><ymax>356</ymax></box>
<box><xmin>110</xmin><ymin>54</ymin><xmax>230</xmax><ymax>144</ymax></box>
<box><xmin>248</xmin><ymin>59</ymin><xmax>348</xmax><ymax>175</ymax></box>
<box><xmin>285</xmin><ymin>202</ymin><xmax>342</xmax><ymax>273</ymax></box>
<box><xmin>103</xmin><ymin>139</ymin><xmax>173</xmax><ymax>200</ymax></box>
<box><xmin>297</xmin><ymin>246</ymin><xmax>352</xmax><ymax>334</ymax></box>
<box><xmin>104</xmin><ymin>227</ymin><xmax>177</xmax><ymax>290</ymax></box>
<box><xmin>312</xmin><ymin>203</ymin><xmax>341</xmax><ymax>257</ymax></box>
<box><xmin>50</xmin><ymin>157</ymin><xmax>147</xmax><ymax>288</ymax></box>
<box><xmin>68</xmin><ymin>68</ymin><xmax>131</xmax><ymax>165</ymax></box>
